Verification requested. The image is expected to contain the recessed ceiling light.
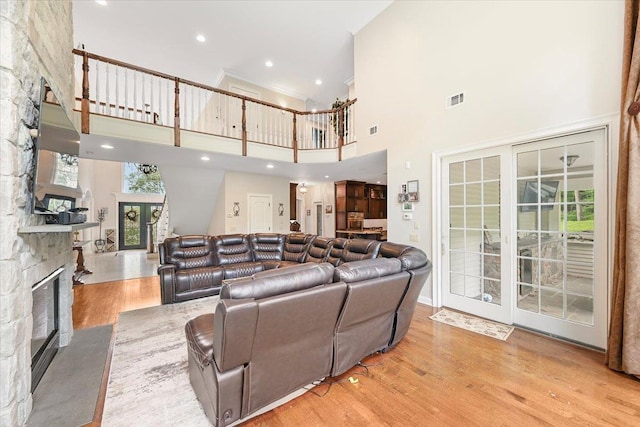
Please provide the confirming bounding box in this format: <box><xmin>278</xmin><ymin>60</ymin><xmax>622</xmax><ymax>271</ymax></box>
<box><xmin>315</xmin><ymin>79</ymin><xmax>322</xmax><ymax>85</ymax></box>
<box><xmin>266</xmin><ymin>164</ymin><xmax>274</xmax><ymax>169</ymax></box>
<box><xmin>312</xmin><ymin>109</ymin><xmax>317</xmax><ymax>113</ymax></box>
<box><xmin>196</xmin><ymin>34</ymin><xmax>206</xmax><ymax>43</ymax></box>
<box><xmin>376</xmin><ymin>181</ymin><xmax>381</xmax><ymax>184</ymax></box>
<box><xmin>265</xmin><ymin>60</ymin><xmax>273</xmax><ymax>67</ymax></box>
<box><xmin>201</xmin><ymin>155</ymin><xmax>210</xmax><ymax>161</ymax></box>
<box><xmin>95</xmin><ymin>0</ymin><xmax>107</xmax><ymax>5</ymax></box>
<box><xmin>100</xmin><ymin>144</ymin><xmax>113</xmax><ymax>149</ymax></box>
<box><xmin>324</xmin><ymin>175</ymin><xmax>329</xmax><ymax>179</ymax></box>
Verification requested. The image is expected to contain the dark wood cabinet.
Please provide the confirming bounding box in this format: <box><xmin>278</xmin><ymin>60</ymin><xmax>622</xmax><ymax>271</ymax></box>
<box><xmin>335</xmin><ymin>180</ymin><xmax>366</xmax><ymax>231</ymax></box>
<box><xmin>365</xmin><ymin>184</ymin><xmax>387</xmax><ymax>219</ymax></box>
<box><xmin>289</xmin><ymin>182</ymin><xmax>298</xmax><ymax>220</ymax></box>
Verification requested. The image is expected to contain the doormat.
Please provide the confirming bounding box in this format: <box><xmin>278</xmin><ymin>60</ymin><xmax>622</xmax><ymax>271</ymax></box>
<box><xmin>429</xmin><ymin>309</ymin><xmax>514</xmax><ymax>341</ymax></box>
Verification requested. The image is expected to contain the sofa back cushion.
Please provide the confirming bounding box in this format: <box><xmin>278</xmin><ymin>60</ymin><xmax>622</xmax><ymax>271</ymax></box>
<box><xmin>250</xmin><ymin>233</ymin><xmax>285</xmax><ymax>261</ymax></box>
<box><xmin>340</xmin><ymin>239</ymin><xmax>382</xmax><ymax>264</ymax></box>
<box><xmin>214</xmin><ymin>234</ymin><xmax>253</xmax><ymax>265</ymax></box>
<box><xmin>327</xmin><ymin>238</ymin><xmax>347</xmax><ymax>266</ymax></box>
<box><xmin>333</xmin><ymin>258</ymin><xmax>402</xmax><ymax>283</ymax></box>
<box><xmin>220</xmin><ymin>262</ymin><xmax>334</xmax><ymax>300</ymax></box>
<box><xmin>305</xmin><ymin>237</ymin><xmax>333</xmax><ymax>263</ymax></box>
<box><xmin>283</xmin><ymin>233</ymin><xmax>314</xmax><ymax>262</ymax></box>
<box><xmin>378</xmin><ymin>242</ymin><xmax>430</xmax><ymax>271</ymax></box>
<box><xmin>161</xmin><ymin>235</ymin><xmax>217</xmax><ymax>269</ymax></box>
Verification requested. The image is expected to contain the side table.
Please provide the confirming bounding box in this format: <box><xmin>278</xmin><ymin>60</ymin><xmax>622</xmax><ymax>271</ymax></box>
<box><xmin>73</xmin><ymin>240</ymin><xmax>92</xmax><ymax>286</ymax></box>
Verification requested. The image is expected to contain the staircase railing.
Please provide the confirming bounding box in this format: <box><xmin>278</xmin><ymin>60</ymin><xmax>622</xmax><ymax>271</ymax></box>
<box><xmin>73</xmin><ymin>50</ymin><xmax>357</xmax><ymax>161</ymax></box>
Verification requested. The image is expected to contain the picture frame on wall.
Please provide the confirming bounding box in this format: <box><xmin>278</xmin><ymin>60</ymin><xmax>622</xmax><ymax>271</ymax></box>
<box><xmin>325</xmin><ymin>205</ymin><xmax>333</xmax><ymax>214</ymax></box>
<box><xmin>402</xmin><ymin>202</ymin><xmax>414</xmax><ymax>212</ymax></box>
<box><xmin>398</xmin><ymin>193</ymin><xmax>409</xmax><ymax>203</ymax></box>
<box><xmin>407</xmin><ymin>180</ymin><xmax>419</xmax><ymax>202</ymax></box>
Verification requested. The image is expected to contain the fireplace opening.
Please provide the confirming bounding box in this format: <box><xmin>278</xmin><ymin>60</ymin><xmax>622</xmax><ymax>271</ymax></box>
<box><xmin>31</xmin><ymin>267</ymin><xmax>62</xmax><ymax>392</ymax></box>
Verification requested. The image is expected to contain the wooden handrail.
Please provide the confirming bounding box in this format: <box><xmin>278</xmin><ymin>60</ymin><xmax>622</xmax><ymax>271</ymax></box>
<box><xmin>72</xmin><ymin>49</ymin><xmax>357</xmax><ymax>117</ymax></box>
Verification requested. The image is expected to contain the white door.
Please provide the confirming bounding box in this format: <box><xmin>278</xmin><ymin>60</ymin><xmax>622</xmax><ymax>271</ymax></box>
<box><xmin>513</xmin><ymin>129</ymin><xmax>608</xmax><ymax>348</ymax></box>
<box><xmin>248</xmin><ymin>194</ymin><xmax>272</xmax><ymax>233</ymax></box>
<box><xmin>442</xmin><ymin>147</ymin><xmax>513</xmax><ymax>324</ymax></box>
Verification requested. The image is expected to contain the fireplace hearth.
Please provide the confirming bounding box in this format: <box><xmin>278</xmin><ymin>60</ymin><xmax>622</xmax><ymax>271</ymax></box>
<box><xmin>31</xmin><ymin>267</ymin><xmax>63</xmax><ymax>392</ymax></box>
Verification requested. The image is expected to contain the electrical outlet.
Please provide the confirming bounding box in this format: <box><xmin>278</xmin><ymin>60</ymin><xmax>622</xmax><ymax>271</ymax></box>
<box><xmin>409</xmin><ymin>233</ymin><xmax>419</xmax><ymax>242</ymax></box>
<box><xmin>403</xmin><ymin>213</ymin><xmax>412</xmax><ymax>220</ymax></box>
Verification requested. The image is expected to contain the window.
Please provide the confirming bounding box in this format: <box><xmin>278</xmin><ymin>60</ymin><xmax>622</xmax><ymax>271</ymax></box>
<box><xmin>123</xmin><ymin>163</ymin><xmax>165</xmax><ymax>194</ymax></box>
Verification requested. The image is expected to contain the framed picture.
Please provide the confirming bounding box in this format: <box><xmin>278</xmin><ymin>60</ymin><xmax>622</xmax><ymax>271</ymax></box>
<box><xmin>325</xmin><ymin>205</ymin><xmax>333</xmax><ymax>214</ymax></box>
<box><xmin>407</xmin><ymin>180</ymin><xmax>419</xmax><ymax>193</ymax></box>
<box><xmin>402</xmin><ymin>202</ymin><xmax>414</xmax><ymax>212</ymax></box>
<box><xmin>398</xmin><ymin>193</ymin><xmax>409</xmax><ymax>203</ymax></box>
<box><xmin>408</xmin><ymin>192</ymin><xmax>419</xmax><ymax>202</ymax></box>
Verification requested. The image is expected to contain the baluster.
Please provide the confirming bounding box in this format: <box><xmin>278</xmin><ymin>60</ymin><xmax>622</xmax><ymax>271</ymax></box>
<box><xmin>166</xmin><ymin>79</ymin><xmax>171</xmax><ymax>126</ymax></box>
<box><xmin>242</xmin><ymin>99</ymin><xmax>247</xmax><ymax>156</ymax></box>
<box><xmin>105</xmin><ymin>62</ymin><xmax>110</xmax><ymax>116</ymax></box>
<box><xmin>115</xmin><ymin>66</ymin><xmax>120</xmax><ymax>117</ymax></box>
<box><xmin>124</xmin><ymin>68</ymin><xmax>129</xmax><ymax>119</ymax></box>
<box><xmin>142</xmin><ymin>73</ymin><xmax>146</xmax><ymax>122</ymax></box>
<box><xmin>133</xmin><ymin>71</ymin><xmax>137</xmax><ymax>121</ymax></box>
<box><xmin>95</xmin><ymin>60</ymin><xmax>100</xmax><ymax>114</ymax></box>
<box><xmin>293</xmin><ymin>113</ymin><xmax>298</xmax><ymax>163</ymax></box>
<box><xmin>150</xmin><ymin>75</ymin><xmax>154</xmax><ymax>123</ymax></box>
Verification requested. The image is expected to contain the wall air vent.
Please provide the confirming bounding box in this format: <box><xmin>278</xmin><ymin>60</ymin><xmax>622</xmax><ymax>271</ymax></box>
<box><xmin>369</xmin><ymin>125</ymin><xmax>378</xmax><ymax>135</ymax></box>
<box><xmin>446</xmin><ymin>92</ymin><xmax>465</xmax><ymax>109</ymax></box>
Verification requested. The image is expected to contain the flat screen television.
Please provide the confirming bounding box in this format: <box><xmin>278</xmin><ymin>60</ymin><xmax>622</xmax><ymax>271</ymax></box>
<box><xmin>28</xmin><ymin>78</ymin><xmax>82</xmax><ymax>214</ymax></box>
<box><xmin>520</xmin><ymin>180</ymin><xmax>559</xmax><ymax>212</ymax></box>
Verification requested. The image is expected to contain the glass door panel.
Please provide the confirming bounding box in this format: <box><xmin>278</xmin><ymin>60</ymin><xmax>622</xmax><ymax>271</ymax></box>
<box><xmin>442</xmin><ymin>148</ymin><xmax>512</xmax><ymax>324</ymax></box>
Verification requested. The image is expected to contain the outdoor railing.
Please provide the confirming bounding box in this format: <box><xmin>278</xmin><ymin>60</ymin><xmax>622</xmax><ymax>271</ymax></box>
<box><xmin>73</xmin><ymin>50</ymin><xmax>357</xmax><ymax>161</ymax></box>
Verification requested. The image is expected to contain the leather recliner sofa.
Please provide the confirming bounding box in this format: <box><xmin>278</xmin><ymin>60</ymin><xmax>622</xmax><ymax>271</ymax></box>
<box><xmin>182</xmin><ymin>237</ymin><xmax>432</xmax><ymax>426</ymax></box>
<box><xmin>159</xmin><ymin>233</ymin><xmax>381</xmax><ymax>304</ymax></box>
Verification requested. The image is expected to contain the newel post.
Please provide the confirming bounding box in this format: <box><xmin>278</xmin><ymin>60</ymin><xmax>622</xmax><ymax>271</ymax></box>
<box><xmin>292</xmin><ymin>113</ymin><xmax>298</xmax><ymax>163</ymax></box>
<box><xmin>242</xmin><ymin>99</ymin><xmax>247</xmax><ymax>156</ymax></box>
<box><xmin>174</xmin><ymin>77</ymin><xmax>180</xmax><ymax>147</ymax></box>
<box><xmin>81</xmin><ymin>52</ymin><xmax>90</xmax><ymax>134</ymax></box>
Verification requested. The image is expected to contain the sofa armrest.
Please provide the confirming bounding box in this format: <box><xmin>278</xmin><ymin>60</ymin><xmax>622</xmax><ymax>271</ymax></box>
<box><xmin>158</xmin><ymin>264</ymin><xmax>176</xmax><ymax>304</ymax></box>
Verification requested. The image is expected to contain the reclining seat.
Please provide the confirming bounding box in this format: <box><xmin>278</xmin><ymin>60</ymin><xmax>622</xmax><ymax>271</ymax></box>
<box><xmin>327</xmin><ymin>238</ymin><xmax>347</xmax><ymax>266</ymax></box>
<box><xmin>158</xmin><ymin>235</ymin><xmax>221</xmax><ymax>304</ymax></box>
<box><xmin>330</xmin><ymin>258</ymin><xmax>409</xmax><ymax>376</ymax></box>
<box><xmin>280</xmin><ymin>233</ymin><xmax>315</xmax><ymax>267</ymax></box>
<box><xmin>250</xmin><ymin>233</ymin><xmax>285</xmax><ymax>270</ymax></box>
<box><xmin>378</xmin><ymin>242</ymin><xmax>432</xmax><ymax>349</ymax></box>
<box><xmin>339</xmin><ymin>239</ymin><xmax>382</xmax><ymax>264</ymax></box>
<box><xmin>214</xmin><ymin>234</ymin><xmax>263</xmax><ymax>280</ymax></box>
<box><xmin>185</xmin><ymin>263</ymin><xmax>347</xmax><ymax>427</ymax></box>
<box><xmin>305</xmin><ymin>236</ymin><xmax>334</xmax><ymax>263</ymax></box>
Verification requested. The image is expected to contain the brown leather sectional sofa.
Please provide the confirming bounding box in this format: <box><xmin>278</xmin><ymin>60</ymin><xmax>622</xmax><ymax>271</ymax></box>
<box><xmin>167</xmin><ymin>233</ymin><xmax>432</xmax><ymax>426</ymax></box>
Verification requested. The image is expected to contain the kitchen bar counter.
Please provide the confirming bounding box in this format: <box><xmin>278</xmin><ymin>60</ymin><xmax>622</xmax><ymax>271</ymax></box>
<box><xmin>336</xmin><ymin>230</ymin><xmax>387</xmax><ymax>241</ymax></box>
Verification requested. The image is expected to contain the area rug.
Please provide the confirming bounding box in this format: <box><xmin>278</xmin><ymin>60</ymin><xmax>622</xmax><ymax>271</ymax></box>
<box><xmin>429</xmin><ymin>309</ymin><xmax>514</xmax><ymax>341</ymax></box>
<box><xmin>102</xmin><ymin>296</ymin><xmax>311</xmax><ymax>426</ymax></box>
<box><xmin>28</xmin><ymin>324</ymin><xmax>112</xmax><ymax>427</ymax></box>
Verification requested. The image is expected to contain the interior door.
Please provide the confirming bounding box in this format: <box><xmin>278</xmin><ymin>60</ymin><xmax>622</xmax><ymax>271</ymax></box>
<box><xmin>248</xmin><ymin>194</ymin><xmax>272</xmax><ymax>233</ymax></box>
<box><xmin>315</xmin><ymin>202</ymin><xmax>323</xmax><ymax>236</ymax></box>
<box><xmin>441</xmin><ymin>147</ymin><xmax>513</xmax><ymax>324</ymax></box>
<box><xmin>513</xmin><ymin>129</ymin><xmax>607</xmax><ymax>348</ymax></box>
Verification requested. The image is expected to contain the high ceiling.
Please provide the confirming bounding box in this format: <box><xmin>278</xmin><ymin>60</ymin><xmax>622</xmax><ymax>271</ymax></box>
<box><xmin>73</xmin><ymin>0</ymin><xmax>392</xmax><ymax>108</ymax></box>
<box><xmin>72</xmin><ymin>0</ymin><xmax>392</xmax><ymax>185</ymax></box>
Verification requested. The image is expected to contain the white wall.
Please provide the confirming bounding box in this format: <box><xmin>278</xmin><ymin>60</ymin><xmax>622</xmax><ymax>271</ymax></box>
<box><xmin>354</xmin><ymin>0</ymin><xmax>624</xmax><ymax>300</ymax></box>
<box><xmin>221</xmin><ymin>171</ymin><xmax>290</xmax><ymax>234</ymax></box>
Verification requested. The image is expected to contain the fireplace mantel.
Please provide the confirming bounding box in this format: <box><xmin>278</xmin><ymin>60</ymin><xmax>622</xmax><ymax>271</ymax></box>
<box><xmin>18</xmin><ymin>222</ymin><xmax>99</xmax><ymax>234</ymax></box>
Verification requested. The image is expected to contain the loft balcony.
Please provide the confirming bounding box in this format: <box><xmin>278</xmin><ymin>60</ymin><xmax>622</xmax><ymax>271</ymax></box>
<box><xmin>73</xmin><ymin>50</ymin><xmax>359</xmax><ymax>165</ymax></box>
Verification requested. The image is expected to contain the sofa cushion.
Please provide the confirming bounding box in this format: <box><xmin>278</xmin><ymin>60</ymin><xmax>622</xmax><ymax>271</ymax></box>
<box><xmin>327</xmin><ymin>238</ymin><xmax>347</xmax><ymax>266</ymax></box>
<box><xmin>340</xmin><ymin>239</ymin><xmax>382</xmax><ymax>263</ymax></box>
<box><xmin>334</xmin><ymin>258</ymin><xmax>402</xmax><ymax>283</ymax></box>
<box><xmin>305</xmin><ymin>237</ymin><xmax>333</xmax><ymax>263</ymax></box>
<box><xmin>185</xmin><ymin>313</ymin><xmax>216</xmax><ymax>369</ymax></box>
<box><xmin>214</xmin><ymin>234</ymin><xmax>253</xmax><ymax>265</ymax></box>
<box><xmin>220</xmin><ymin>262</ymin><xmax>334</xmax><ymax>300</ymax></box>
<box><xmin>378</xmin><ymin>242</ymin><xmax>429</xmax><ymax>270</ymax></box>
<box><xmin>283</xmin><ymin>233</ymin><xmax>314</xmax><ymax>262</ymax></box>
<box><xmin>222</xmin><ymin>262</ymin><xmax>264</xmax><ymax>280</ymax></box>
<box><xmin>250</xmin><ymin>233</ymin><xmax>285</xmax><ymax>261</ymax></box>
<box><xmin>163</xmin><ymin>235</ymin><xmax>217</xmax><ymax>269</ymax></box>
<box><xmin>175</xmin><ymin>266</ymin><xmax>224</xmax><ymax>294</ymax></box>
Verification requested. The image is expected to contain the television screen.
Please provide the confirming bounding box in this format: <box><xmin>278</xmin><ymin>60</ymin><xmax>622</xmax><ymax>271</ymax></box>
<box><xmin>520</xmin><ymin>180</ymin><xmax>559</xmax><ymax>212</ymax></box>
<box><xmin>29</xmin><ymin>78</ymin><xmax>82</xmax><ymax>214</ymax></box>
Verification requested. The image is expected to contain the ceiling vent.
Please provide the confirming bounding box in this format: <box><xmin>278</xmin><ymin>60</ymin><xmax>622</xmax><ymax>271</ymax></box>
<box><xmin>369</xmin><ymin>125</ymin><xmax>378</xmax><ymax>135</ymax></box>
<box><xmin>446</xmin><ymin>92</ymin><xmax>465</xmax><ymax>109</ymax></box>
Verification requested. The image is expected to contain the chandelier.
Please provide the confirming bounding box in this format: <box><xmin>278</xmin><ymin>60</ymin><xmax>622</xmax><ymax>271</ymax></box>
<box><xmin>137</xmin><ymin>164</ymin><xmax>158</xmax><ymax>174</ymax></box>
<box><xmin>60</xmin><ymin>153</ymin><xmax>78</xmax><ymax>166</ymax></box>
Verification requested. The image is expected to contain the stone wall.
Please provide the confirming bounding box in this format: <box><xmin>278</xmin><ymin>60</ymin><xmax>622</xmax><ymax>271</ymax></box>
<box><xmin>0</xmin><ymin>1</ymin><xmax>74</xmax><ymax>426</ymax></box>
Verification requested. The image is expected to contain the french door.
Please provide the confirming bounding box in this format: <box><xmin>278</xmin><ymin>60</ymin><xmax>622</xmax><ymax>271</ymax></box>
<box><xmin>441</xmin><ymin>129</ymin><xmax>608</xmax><ymax>348</ymax></box>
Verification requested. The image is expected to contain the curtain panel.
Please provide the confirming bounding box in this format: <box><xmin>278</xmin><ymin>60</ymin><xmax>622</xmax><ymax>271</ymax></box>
<box><xmin>607</xmin><ymin>0</ymin><xmax>640</xmax><ymax>377</ymax></box>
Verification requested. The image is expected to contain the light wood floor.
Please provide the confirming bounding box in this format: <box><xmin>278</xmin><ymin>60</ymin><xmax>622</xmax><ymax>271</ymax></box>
<box><xmin>73</xmin><ymin>278</ymin><xmax>640</xmax><ymax>426</ymax></box>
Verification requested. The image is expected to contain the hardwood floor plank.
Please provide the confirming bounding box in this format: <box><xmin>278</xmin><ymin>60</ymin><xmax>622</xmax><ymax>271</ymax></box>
<box><xmin>72</xmin><ymin>278</ymin><xmax>639</xmax><ymax>426</ymax></box>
